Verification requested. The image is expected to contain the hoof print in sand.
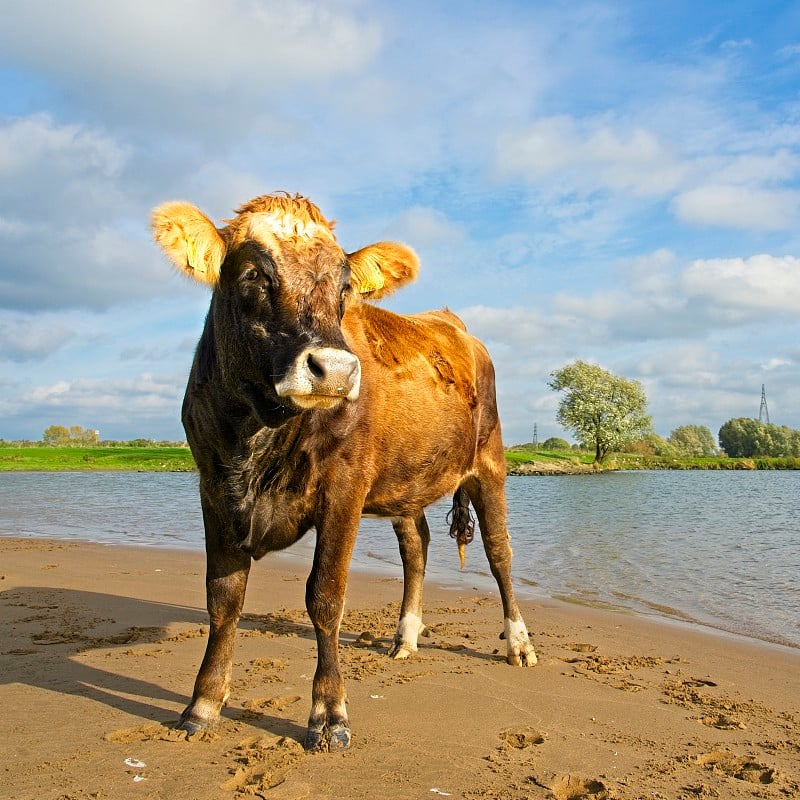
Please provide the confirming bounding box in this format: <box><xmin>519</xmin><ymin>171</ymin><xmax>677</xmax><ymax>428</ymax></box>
<box><xmin>242</xmin><ymin>695</ymin><xmax>302</xmax><ymax>713</ymax></box>
<box><xmin>564</xmin><ymin>643</ymin><xmax>598</xmax><ymax>653</ymax></box>
<box><xmin>498</xmin><ymin>725</ymin><xmax>546</xmax><ymax>750</ymax></box>
<box><xmin>222</xmin><ymin>735</ymin><xmax>305</xmax><ymax>796</ymax></box>
<box><xmin>700</xmin><ymin>713</ymin><xmax>746</xmax><ymax>730</ymax></box>
<box><xmin>105</xmin><ymin>722</ymin><xmax>220</xmax><ymax>743</ymax></box>
<box><xmin>550</xmin><ymin>774</ymin><xmax>610</xmax><ymax>799</ymax></box>
<box><xmin>694</xmin><ymin>751</ymin><xmax>778</xmax><ymax>784</ymax></box>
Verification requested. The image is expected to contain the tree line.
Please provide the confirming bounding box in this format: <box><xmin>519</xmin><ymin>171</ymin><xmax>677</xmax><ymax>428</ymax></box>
<box><xmin>548</xmin><ymin>360</ymin><xmax>798</xmax><ymax>462</ymax></box>
<box><xmin>718</xmin><ymin>418</ymin><xmax>800</xmax><ymax>458</ymax></box>
<box><xmin>42</xmin><ymin>425</ymin><xmax>100</xmax><ymax>446</ymax></box>
<box><xmin>0</xmin><ymin>425</ymin><xmax>187</xmax><ymax>448</ymax></box>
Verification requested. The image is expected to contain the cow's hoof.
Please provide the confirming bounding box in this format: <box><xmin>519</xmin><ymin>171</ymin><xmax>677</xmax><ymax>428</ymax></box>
<box><xmin>304</xmin><ymin>724</ymin><xmax>351</xmax><ymax>752</ymax></box>
<box><xmin>506</xmin><ymin>645</ymin><xmax>538</xmax><ymax>667</ymax></box>
<box><xmin>387</xmin><ymin>641</ymin><xmax>415</xmax><ymax>660</ymax></box>
<box><xmin>175</xmin><ymin>716</ymin><xmax>207</xmax><ymax>735</ymax></box>
<box><xmin>304</xmin><ymin>728</ymin><xmax>325</xmax><ymax>752</ymax></box>
<box><xmin>328</xmin><ymin>724</ymin><xmax>351</xmax><ymax>751</ymax></box>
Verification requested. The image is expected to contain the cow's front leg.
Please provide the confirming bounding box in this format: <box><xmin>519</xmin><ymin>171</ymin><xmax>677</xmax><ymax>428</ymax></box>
<box><xmin>388</xmin><ymin>514</ymin><xmax>430</xmax><ymax>659</ymax></box>
<box><xmin>304</xmin><ymin>508</ymin><xmax>360</xmax><ymax>752</ymax></box>
<box><xmin>179</xmin><ymin>544</ymin><xmax>251</xmax><ymax>733</ymax></box>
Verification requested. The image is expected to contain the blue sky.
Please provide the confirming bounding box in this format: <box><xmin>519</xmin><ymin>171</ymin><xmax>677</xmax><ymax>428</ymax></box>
<box><xmin>1</xmin><ymin>0</ymin><xmax>799</xmax><ymax>445</ymax></box>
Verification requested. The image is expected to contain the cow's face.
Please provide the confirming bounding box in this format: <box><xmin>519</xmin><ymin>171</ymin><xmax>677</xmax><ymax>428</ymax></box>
<box><xmin>152</xmin><ymin>194</ymin><xmax>418</xmax><ymax>413</ymax></box>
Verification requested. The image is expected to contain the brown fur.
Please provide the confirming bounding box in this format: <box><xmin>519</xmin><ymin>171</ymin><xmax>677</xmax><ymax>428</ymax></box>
<box><xmin>151</xmin><ymin>192</ymin><xmax>535</xmax><ymax>752</ymax></box>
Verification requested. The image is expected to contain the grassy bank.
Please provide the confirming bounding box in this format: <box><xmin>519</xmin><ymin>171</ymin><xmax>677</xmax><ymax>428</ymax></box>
<box><xmin>2</xmin><ymin>444</ymin><xmax>798</xmax><ymax>473</ymax></box>
<box><xmin>0</xmin><ymin>446</ymin><xmax>195</xmax><ymax>472</ymax></box>
<box><xmin>506</xmin><ymin>445</ymin><xmax>800</xmax><ymax>473</ymax></box>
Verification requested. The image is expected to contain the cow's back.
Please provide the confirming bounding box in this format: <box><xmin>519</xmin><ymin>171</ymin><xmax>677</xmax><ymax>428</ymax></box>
<box><xmin>343</xmin><ymin>303</ymin><xmax>501</xmax><ymax>516</ymax></box>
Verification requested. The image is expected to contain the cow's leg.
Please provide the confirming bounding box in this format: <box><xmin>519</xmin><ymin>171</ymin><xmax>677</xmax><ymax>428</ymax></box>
<box><xmin>304</xmin><ymin>507</ymin><xmax>360</xmax><ymax>752</ymax></box>
<box><xmin>388</xmin><ymin>513</ymin><xmax>430</xmax><ymax>659</ymax></box>
<box><xmin>178</xmin><ymin>502</ymin><xmax>251</xmax><ymax>732</ymax></box>
<box><xmin>464</xmin><ymin>448</ymin><xmax>537</xmax><ymax>667</ymax></box>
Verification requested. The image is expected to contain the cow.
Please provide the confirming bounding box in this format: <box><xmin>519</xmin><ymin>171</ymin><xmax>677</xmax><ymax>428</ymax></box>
<box><xmin>151</xmin><ymin>192</ymin><xmax>536</xmax><ymax>752</ymax></box>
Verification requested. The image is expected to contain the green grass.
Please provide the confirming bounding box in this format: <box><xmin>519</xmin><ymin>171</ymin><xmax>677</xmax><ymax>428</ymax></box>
<box><xmin>3</xmin><ymin>444</ymin><xmax>797</xmax><ymax>474</ymax></box>
<box><xmin>506</xmin><ymin>447</ymin><xmax>594</xmax><ymax>465</ymax></box>
<box><xmin>506</xmin><ymin>445</ymin><xmax>800</xmax><ymax>472</ymax></box>
<box><xmin>0</xmin><ymin>446</ymin><xmax>196</xmax><ymax>472</ymax></box>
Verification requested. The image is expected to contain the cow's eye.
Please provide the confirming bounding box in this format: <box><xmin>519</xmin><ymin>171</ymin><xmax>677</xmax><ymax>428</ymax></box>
<box><xmin>339</xmin><ymin>286</ymin><xmax>350</xmax><ymax>319</ymax></box>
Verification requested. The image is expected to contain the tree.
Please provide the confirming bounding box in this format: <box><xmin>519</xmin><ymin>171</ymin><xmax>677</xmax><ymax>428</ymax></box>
<box><xmin>622</xmin><ymin>433</ymin><xmax>676</xmax><ymax>457</ymax></box>
<box><xmin>719</xmin><ymin>418</ymin><xmax>800</xmax><ymax>457</ymax></box>
<box><xmin>541</xmin><ymin>437</ymin><xmax>571</xmax><ymax>451</ymax></box>
<box><xmin>42</xmin><ymin>424</ymin><xmax>99</xmax><ymax>446</ymax></box>
<box><xmin>668</xmin><ymin>425</ymin><xmax>718</xmax><ymax>457</ymax></box>
<box><xmin>548</xmin><ymin>361</ymin><xmax>652</xmax><ymax>463</ymax></box>
<box><xmin>43</xmin><ymin>425</ymin><xmax>70</xmax><ymax>445</ymax></box>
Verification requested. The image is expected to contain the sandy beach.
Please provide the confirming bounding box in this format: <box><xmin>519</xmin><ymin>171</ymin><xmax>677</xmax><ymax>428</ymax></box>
<box><xmin>2</xmin><ymin>536</ymin><xmax>798</xmax><ymax>800</ymax></box>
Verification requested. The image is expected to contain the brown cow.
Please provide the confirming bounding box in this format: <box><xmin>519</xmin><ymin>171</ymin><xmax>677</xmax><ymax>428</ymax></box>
<box><xmin>151</xmin><ymin>193</ymin><xmax>536</xmax><ymax>751</ymax></box>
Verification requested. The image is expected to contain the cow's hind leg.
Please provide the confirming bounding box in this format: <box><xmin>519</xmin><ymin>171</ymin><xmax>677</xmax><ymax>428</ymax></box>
<box><xmin>389</xmin><ymin>514</ymin><xmax>430</xmax><ymax>659</ymax></box>
<box><xmin>463</xmin><ymin>462</ymin><xmax>537</xmax><ymax>666</ymax></box>
<box><xmin>179</xmin><ymin>543</ymin><xmax>251</xmax><ymax>732</ymax></box>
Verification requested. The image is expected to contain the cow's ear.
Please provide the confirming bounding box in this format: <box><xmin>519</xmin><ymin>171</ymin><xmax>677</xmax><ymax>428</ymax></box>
<box><xmin>348</xmin><ymin>242</ymin><xmax>420</xmax><ymax>299</ymax></box>
<box><xmin>151</xmin><ymin>202</ymin><xmax>226</xmax><ymax>286</ymax></box>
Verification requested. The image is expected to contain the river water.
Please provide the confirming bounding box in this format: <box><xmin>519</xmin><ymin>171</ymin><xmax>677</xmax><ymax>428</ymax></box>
<box><xmin>1</xmin><ymin>470</ymin><xmax>797</xmax><ymax>649</ymax></box>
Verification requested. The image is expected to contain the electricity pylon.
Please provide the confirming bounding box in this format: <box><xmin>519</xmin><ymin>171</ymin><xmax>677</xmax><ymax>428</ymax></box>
<box><xmin>759</xmin><ymin>384</ymin><xmax>770</xmax><ymax>425</ymax></box>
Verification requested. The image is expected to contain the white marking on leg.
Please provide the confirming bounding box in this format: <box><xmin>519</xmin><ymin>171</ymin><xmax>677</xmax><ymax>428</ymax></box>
<box><xmin>390</xmin><ymin>612</ymin><xmax>425</xmax><ymax>659</ymax></box>
<box><xmin>504</xmin><ymin>616</ymin><xmax>538</xmax><ymax>666</ymax></box>
<box><xmin>397</xmin><ymin>612</ymin><xmax>425</xmax><ymax>649</ymax></box>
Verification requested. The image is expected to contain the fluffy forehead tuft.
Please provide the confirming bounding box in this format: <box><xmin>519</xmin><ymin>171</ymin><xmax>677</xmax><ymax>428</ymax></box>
<box><xmin>227</xmin><ymin>193</ymin><xmax>337</xmax><ymax>245</ymax></box>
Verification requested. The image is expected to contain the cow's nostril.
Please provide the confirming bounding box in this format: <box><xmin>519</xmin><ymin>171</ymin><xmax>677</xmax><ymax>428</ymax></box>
<box><xmin>306</xmin><ymin>353</ymin><xmax>326</xmax><ymax>380</ymax></box>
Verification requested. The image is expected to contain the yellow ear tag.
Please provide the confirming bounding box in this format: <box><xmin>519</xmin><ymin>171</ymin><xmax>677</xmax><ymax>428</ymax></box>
<box><xmin>358</xmin><ymin>262</ymin><xmax>385</xmax><ymax>295</ymax></box>
<box><xmin>186</xmin><ymin>235</ymin><xmax>204</xmax><ymax>275</ymax></box>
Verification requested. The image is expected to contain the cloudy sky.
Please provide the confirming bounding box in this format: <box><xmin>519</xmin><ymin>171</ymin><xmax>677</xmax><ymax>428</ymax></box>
<box><xmin>1</xmin><ymin>0</ymin><xmax>799</xmax><ymax>445</ymax></box>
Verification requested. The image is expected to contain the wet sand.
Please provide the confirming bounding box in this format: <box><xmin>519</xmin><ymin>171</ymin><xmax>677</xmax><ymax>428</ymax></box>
<box><xmin>2</xmin><ymin>537</ymin><xmax>798</xmax><ymax>799</ymax></box>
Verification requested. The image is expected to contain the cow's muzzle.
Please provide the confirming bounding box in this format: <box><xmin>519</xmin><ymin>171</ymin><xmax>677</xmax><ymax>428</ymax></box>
<box><xmin>275</xmin><ymin>347</ymin><xmax>361</xmax><ymax>409</ymax></box>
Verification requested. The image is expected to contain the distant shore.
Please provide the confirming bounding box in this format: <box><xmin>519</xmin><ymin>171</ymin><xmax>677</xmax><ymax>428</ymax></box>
<box><xmin>2</xmin><ymin>444</ymin><xmax>799</xmax><ymax>473</ymax></box>
<box><xmin>0</xmin><ymin>445</ymin><xmax>195</xmax><ymax>472</ymax></box>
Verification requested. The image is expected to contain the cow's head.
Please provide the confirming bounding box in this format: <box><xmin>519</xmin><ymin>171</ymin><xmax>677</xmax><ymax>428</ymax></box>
<box><xmin>152</xmin><ymin>193</ymin><xmax>418</xmax><ymax>416</ymax></box>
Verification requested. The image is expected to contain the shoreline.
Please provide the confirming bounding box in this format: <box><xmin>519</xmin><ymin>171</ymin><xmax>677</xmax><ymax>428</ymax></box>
<box><xmin>2</xmin><ymin>536</ymin><xmax>799</xmax><ymax>799</ymax></box>
<box><xmin>4</xmin><ymin>446</ymin><xmax>800</xmax><ymax>474</ymax></box>
<box><xmin>3</xmin><ymin>531</ymin><xmax>798</xmax><ymax>655</ymax></box>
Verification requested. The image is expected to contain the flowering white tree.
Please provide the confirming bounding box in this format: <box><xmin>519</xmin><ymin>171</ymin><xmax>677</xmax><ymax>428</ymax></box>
<box><xmin>548</xmin><ymin>361</ymin><xmax>652</xmax><ymax>463</ymax></box>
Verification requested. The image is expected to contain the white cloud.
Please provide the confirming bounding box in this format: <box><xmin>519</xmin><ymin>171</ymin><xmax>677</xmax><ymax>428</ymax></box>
<box><xmin>672</xmin><ymin>184</ymin><xmax>800</xmax><ymax>230</ymax></box>
<box><xmin>20</xmin><ymin>373</ymin><xmax>182</xmax><ymax>414</ymax></box>
<box><xmin>761</xmin><ymin>357</ymin><xmax>792</xmax><ymax>371</ymax></box>
<box><xmin>0</xmin><ymin>314</ymin><xmax>76</xmax><ymax>362</ymax></box>
<box><xmin>0</xmin><ymin>114</ymin><xmax>128</xmax><ymax>219</ymax></box>
<box><xmin>0</xmin><ymin>113</ymin><xmax>126</xmax><ymax>179</ymax></box>
<box><xmin>457</xmin><ymin>305</ymin><xmax>553</xmax><ymax>350</ymax></box>
<box><xmin>0</xmin><ymin>2</ymin><xmax>382</xmax><ymax>111</ymax></box>
<box><xmin>636</xmin><ymin>343</ymin><xmax>721</xmax><ymax>388</ymax></box>
<box><xmin>456</xmin><ymin>252</ymin><xmax>800</xmax><ymax>366</ymax></box>
<box><xmin>387</xmin><ymin>206</ymin><xmax>466</xmax><ymax>247</ymax></box>
<box><xmin>495</xmin><ymin>109</ymin><xmax>800</xmax><ymax>233</ymax></box>
<box><xmin>0</xmin><ymin>114</ymin><xmax>175</xmax><ymax>311</ymax></box>
<box><xmin>682</xmin><ymin>254</ymin><xmax>800</xmax><ymax>313</ymax></box>
<box><xmin>0</xmin><ymin>220</ymin><xmax>166</xmax><ymax>311</ymax></box>
<box><xmin>495</xmin><ymin>116</ymin><xmax>686</xmax><ymax>197</ymax></box>
<box><xmin>2</xmin><ymin>371</ymin><xmax>187</xmax><ymax>440</ymax></box>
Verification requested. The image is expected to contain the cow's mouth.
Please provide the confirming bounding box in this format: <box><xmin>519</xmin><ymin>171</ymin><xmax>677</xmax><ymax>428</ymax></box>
<box><xmin>275</xmin><ymin>347</ymin><xmax>361</xmax><ymax>409</ymax></box>
<box><xmin>287</xmin><ymin>394</ymin><xmax>351</xmax><ymax>410</ymax></box>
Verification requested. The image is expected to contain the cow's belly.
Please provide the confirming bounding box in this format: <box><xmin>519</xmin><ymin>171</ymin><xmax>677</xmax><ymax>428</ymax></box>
<box><xmin>242</xmin><ymin>491</ymin><xmax>313</xmax><ymax>558</ymax></box>
<box><xmin>361</xmin><ymin>465</ymin><xmax>466</xmax><ymax>518</ymax></box>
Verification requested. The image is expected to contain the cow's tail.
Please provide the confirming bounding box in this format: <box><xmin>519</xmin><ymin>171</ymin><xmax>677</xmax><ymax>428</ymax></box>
<box><xmin>447</xmin><ymin>487</ymin><xmax>475</xmax><ymax>570</ymax></box>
